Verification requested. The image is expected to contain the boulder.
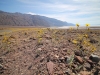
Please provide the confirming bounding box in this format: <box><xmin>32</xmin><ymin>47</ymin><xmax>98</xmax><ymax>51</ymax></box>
<box><xmin>89</xmin><ymin>54</ymin><xmax>100</xmax><ymax>63</ymax></box>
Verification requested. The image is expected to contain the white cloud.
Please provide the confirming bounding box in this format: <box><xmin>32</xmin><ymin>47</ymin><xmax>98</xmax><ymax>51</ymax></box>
<box><xmin>27</xmin><ymin>12</ymin><xmax>37</xmax><ymax>15</ymax></box>
<box><xmin>44</xmin><ymin>4</ymin><xmax>77</xmax><ymax>11</ymax></box>
<box><xmin>18</xmin><ymin>0</ymin><xmax>100</xmax><ymax>25</ymax></box>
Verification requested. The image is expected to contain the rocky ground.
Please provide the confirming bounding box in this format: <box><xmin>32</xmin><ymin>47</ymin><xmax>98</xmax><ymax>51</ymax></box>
<box><xmin>0</xmin><ymin>28</ymin><xmax>100</xmax><ymax>75</ymax></box>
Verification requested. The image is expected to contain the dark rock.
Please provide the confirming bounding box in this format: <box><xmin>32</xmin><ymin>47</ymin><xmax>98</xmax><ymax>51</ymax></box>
<box><xmin>79</xmin><ymin>45</ymin><xmax>83</xmax><ymax>49</ymax></box>
<box><xmin>35</xmin><ymin>54</ymin><xmax>39</xmax><ymax>58</ymax></box>
<box><xmin>84</xmin><ymin>63</ymin><xmax>91</xmax><ymax>70</ymax></box>
<box><xmin>28</xmin><ymin>65</ymin><xmax>32</xmax><ymax>70</ymax></box>
<box><xmin>0</xmin><ymin>35</ymin><xmax>3</xmax><ymax>37</ymax></box>
<box><xmin>29</xmin><ymin>37</ymin><xmax>36</xmax><ymax>40</ymax></box>
<box><xmin>68</xmin><ymin>39</ymin><xmax>71</xmax><ymax>42</ymax></box>
<box><xmin>24</xmin><ymin>32</ymin><xmax>27</xmax><ymax>35</ymax></box>
<box><xmin>0</xmin><ymin>64</ymin><xmax>4</xmax><ymax>74</ymax></box>
<box><xmin>65</xmin><ymin>68</ymin><xmax>71</xmax><ymax>75</ymax></box>
<box><xmin>3</xmin><ymin>51</ymin><xmax>9</xmax><ymax>55</ymax></box>
<box><xmin>0</xmin><ymin>58</ymin><xmax>3</xmax><ymax>63</ymax></box>
<box><xmin>59</xmin><ymin>57</ymin><xmax>65</xmax><ymax>63</ymax></box>
<box><xmin>94</xmin><ymin>69</ymin><xmax>99</xmax><ymax>75</ymax></box>
<box><xmin>40</xmin><ymin>58</ymin><xmax>44</xmax><ymax>62</ymax></box>
<box><xmin>89</xmin><ymin>38</ymin><xmax>98</xmax><ymax>43</ymax></box>
<box><xmin>89</xmin><ymin>54</ymin><xmax>100</xmax><ymax>63</ymax></box>
<box><xmin>47</xmin><ymin>56</ymin><xmax>50</xmax><ymax>62</ymax></box>
<box><xmin>64</xmin><ymin>56</ymin><xmax>68</xmax><ymax>63</ymax></box>
<box><xmin>74</xmin><ymin>51</ymin><xmax>82</xmax><ymax>56</ymax></box>
<box><xmin>0</xmin><ymin>70</ymin><xmax>3</xmax><ymax>74</ymax></box>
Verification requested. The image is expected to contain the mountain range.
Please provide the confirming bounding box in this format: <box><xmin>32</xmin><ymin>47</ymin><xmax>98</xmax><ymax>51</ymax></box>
<box><xmin>0</xmin><ymin>10</ymin><xmax>74</xmax><ymax>27</ymax></box>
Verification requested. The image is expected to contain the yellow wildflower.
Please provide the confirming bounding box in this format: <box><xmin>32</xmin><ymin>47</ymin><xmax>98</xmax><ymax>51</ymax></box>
<box><xmin>7</xmin><ymin>42</ymin><xmax>11</xmax><ymax>44</ymax></box>
<box><xmin>2</xmin><ymin>36</ymin><xmax>8</xmax><ymax>43</ymax></box>
<box><xmin>86</xmin><ymin>24</ymin><xmax>90</xmax><ymax>27</ymax></box>
<box><xmin>84</xmin><ymin>34</ymin><xmax>88</xmax><ymax>38</ymax></box>
<box><xmin>92</xmin><ymin>47</ymin><xmax>96</xmax><ymax>51</ymax></box>
<box><xmin>38</xmin><ymin>38</ymin><xmax>42</xmax><ymax>43</ymax></box>
<box><xmin>72</xmin><ymin>40</ymin><xmax>78</xmax><ymax>44</ymax></box>
<box><xmin>83</xmin><ymin>40</ymin><xmax>87</xmax><ymax>44</ymax></box>
<box><xmin>76</xmin><ymin>23</ymin><xmax>79</xmax><ymax>30</ymax></box>
<box><xmin>76</xmin><ymin>23</ymin><xmax>79</xmax><ymax>27</ymax></box>
<box><xmin>87</xmin><ymin>43</ymin><xmax>91</xmax><ymax>46</ymax></box>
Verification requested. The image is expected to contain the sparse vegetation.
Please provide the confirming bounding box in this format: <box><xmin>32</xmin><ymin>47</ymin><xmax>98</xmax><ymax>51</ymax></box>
<box><xmin>76</xmin><ymin>23</ymin><xmax>79</xmax><ymax>30</ymax></box>
<box><xmin>0</xmin><ymin>27</ymin><xmax>100</xmax><ymax>75</ymax></box>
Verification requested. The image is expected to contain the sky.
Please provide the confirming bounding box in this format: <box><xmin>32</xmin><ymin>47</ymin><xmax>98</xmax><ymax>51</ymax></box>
<box><xmin>0</xmin><ymin>0</ymin><xmax>100</xmax><ymax>26</ymax></box>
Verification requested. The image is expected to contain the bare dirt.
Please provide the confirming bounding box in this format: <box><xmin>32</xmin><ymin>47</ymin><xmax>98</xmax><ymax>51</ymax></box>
<box><xmin>0</xmin><ymin>28</ymin><xmax>100</xmax><ymax>75</ymax></box>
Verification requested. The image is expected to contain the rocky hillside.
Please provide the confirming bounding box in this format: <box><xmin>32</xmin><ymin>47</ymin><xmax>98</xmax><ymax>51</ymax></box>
<box><xmin>0</xmin><ymin>10</ymin><xmax>74</xmax><ymax>27</ymax></box>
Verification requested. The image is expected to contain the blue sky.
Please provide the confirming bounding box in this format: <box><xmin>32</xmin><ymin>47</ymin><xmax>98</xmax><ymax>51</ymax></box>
<box><xmin>0</xmin><ymin>0</ymin><xmax>100</xmax><ymax>26</ymax></box>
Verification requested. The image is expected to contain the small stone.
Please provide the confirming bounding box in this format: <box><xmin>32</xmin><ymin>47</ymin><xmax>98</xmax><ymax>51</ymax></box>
<box><xmin>29</xmin><ymin>37</ymin><xmax>36</xmax><ymax>40</ymax></box>
<box><xmin>37</xmin><ymin>48</ymin><xmax>42</xmax><ymax>51</ymax></box>
<box><xmin>80</xmin><ymin>71</ymin><xmax>91</xmax><ymax>75</ymax></box>
<box><xmin>97</xmin><ymin>66</ymin><xmax>100</xmax><ymax>70</ymax></box>
<box><xmin>87</xmin><ymin>59</ymin><xmax>94</xmax><ymax>64</ymax></box>
<box><xmin>84</xmin><ymin>63</ymin><xmax>91</xmax><ymax>70</ymax></box>
<box><xmin>84</xmin><ymin>56</ymin><xmax>88</xmax><ymax>60</ymax></box>
<box><xmin>0</xmin><ymin>58</ymin><xmax>3</xmax><ymax>63</ymax></box>
<box><xmin>65</xmin><ymin>68</ymin><xmax>71</xmax><ymax>75</ymax></box>
<box><xmin>72</xmin><ymin>73</ymin><xmax>76</xmax><ymax>75</ymax></box>
<box><xmin>9</xmin><ymin>35</ymin><xmax>16</xmax><ymax>39</ymax></box>
<box><xmin>63</xmin><ymin>48</ymin><xmax>67</xmax><ymax>52</ymax></box>
<box><xmin>35</xmin><ymin>54</ymin><xmax>39</xmax><ymax>58</ymax></box>
<box><xmin>75</xmin><ymin>56</ymin><xmax>83</xmax><ymax>64</ymax></box>
<box><xmin>28</xmin><ymin>65</ymin><xmax>32</xmax><ymax>70</ymax></box>
<box><xmin>59</xmin><ymin>57</ymin><xmax>65</xmax><ymax>63</ymax></box>
<box><xmin>40</xmin><ymin>58</ymin><xmax>44</xmax><ymax>62</ymax></box>
<box><xmin>46</xmin><ymin>61</ymin><xmax>54</xmax><ymax>75</ymax></box>
<box><xmin>57</xmin><ymin>71</ymin><xmax>63</xmax><ymax>75</ymax></box>
<box><xmin>0</xmin><ymin>64</ymin><xmax>3</xmax><ymax>69</ymax></box>
<box><xmin>54</xmin><ymin>48</ymin><xmax>58</xmax><ymax>50</ymax></box>
<box><xmin>45</xmin><ymin>35</ymin><xmax>52</xmax><ymax>39</ymax></box>
<box><xmin>54</xmin><ymin>55</ymin><xmax>59</xmax><ymax>58</ymax></box>
<box><xmin>74</xmin><ymin>51</ymin><xmax>82</xmax><ymax>56</ymax></box>
<box><xmin>72</xmin><ymin>64</ymin><xmax>78</xmax><ymax>68</ymax></box>
<box><xmin>45</xmin><ymin>40</ymin><xmax>50</xmax><ymax>43</ymax></box>
<box><xmin>0</xmin><ymin>64</ymin><xmax>4</xmax><ymax>74</ymax></box>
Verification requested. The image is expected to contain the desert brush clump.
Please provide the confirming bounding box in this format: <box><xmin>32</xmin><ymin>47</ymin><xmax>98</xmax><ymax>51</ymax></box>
<box><xmin>72</xmin><ymin>24</ymin><xmax>97</xmax><ymax>54</ymax></box>
<box><xmin>36</xmin><ymin>28</ymin><xmax>45</xmax><ymax>44</ymax></box>
<box><xmin>1</xmin><ymin>33</ymin><xmax>11</xmax><ymax>51</ymax></box>
<box><xmin>69</xmin><ymin>27</ymin><xmax>74</xmax><ymax>32</ymax></box>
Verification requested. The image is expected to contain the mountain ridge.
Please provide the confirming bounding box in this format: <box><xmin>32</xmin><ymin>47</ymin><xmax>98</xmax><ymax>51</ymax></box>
<box><xmin>0</xmin><ymin>10</ymin><xmax>74</xmax><ymax>27</ymax></box>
